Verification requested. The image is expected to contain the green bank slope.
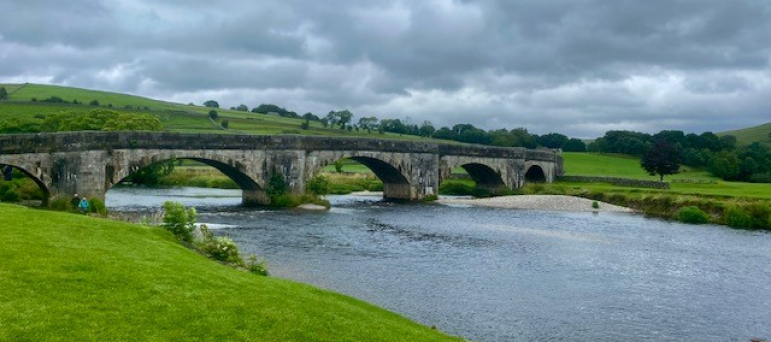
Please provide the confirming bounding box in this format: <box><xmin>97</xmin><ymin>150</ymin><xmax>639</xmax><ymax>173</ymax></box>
<box><xmin>719</xmin><ymin>122</ymin><xmax>771</xmax><ymax>146</ymax></box>
<box><xmin>0</xmin><ymin>83</ymin><xmax>443</xmax><ymax>142</ymax></box>
<box><xmin>0</xmin><ymin>204</ymin><xmax>462</xmax><ymax>342</ymax></box>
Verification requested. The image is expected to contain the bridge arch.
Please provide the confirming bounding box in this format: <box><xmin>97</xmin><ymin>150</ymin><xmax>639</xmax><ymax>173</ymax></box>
<box><xmin>0</xmin><ymin>162</ymin><xmax>51</xmax><ymax>205</ymax></box>
<box><xmin>524</xmin><ymin>164</ymin><xmax>546</xmax><ymax>183</ymax></box>
<box><xmin>440</xmin><ymin>156</ymin><xmax>514</xmax><ymax>194</ymax></box>
<box><xmin>109</xmin><ymin>150</ymin><xmax>268</xmax><ymax>206</ymax></box>
<box><xmin>306</xmin><ymin>151</ymin><xmax>413</xmax><ymax>200</ymax></box>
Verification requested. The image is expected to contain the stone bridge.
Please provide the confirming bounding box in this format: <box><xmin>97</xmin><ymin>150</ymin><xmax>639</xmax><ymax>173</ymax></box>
<box><xmin>0</xmin><ymin>132</ymin><xmax>563</xmax><ymax>206</ymax></box>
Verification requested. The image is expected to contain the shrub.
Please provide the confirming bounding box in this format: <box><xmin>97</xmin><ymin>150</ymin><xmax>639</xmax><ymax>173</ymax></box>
<box><xmin>306</xmin><ymin>175</ymin><xmax>330</xmax><ymax>195</ymax></box>
<box><xmin>89</xmin><ymin>99</ymin><xmax>100</xmax><ymax>106</ymax></box>
<box><xmin>208</xmin><ymin>110</ymin><xmax>218</xmax><ymax>120</ymax></box>
<box><xmin>267</xmin><ymin>173</ymin><xmax>288</xmax><ymax>198</ymax></box>
<box><xmin>88</xmin><ymin>198</ymin><xmax>107</xmax><ymax>216</ymax></box>
<box><xmin>201</xmin><ymin>236</ymin><xmax>243</xmax><ymax>265</ymax></box>
<box><xmin>221</xmin><ymin>119</ymin><xmax>229</xmax><ymax>129</ymax></box>
<box><xmin>162</xmin><ymin>201</ymin><xmax>196</xmax><ymax>242</ymax></box>
<box><xmin>246</xmin><ymin>254</ymin><xmax>269</xmax><ymax>276</ymax></box>
<box><xmin>0</xmin><ymin>183</ymin><xmax>20</xmax><ymax>202</ymax></box>
<box><xmin>592</xmin><ymin>201</ymin><xmax>600</xmax><ymax>209</ymax></box>
<box><xmin>676</xmin><ymin>206</ymin><xmax>709</xmax><ymax>224</ymax></box>
<box><xmin>725</xmin><ymin>207</ymin><xmax>754</xmax><ymax>229</ymax></box>
<box><xmin>48</xmin><ymin>197</ymin><xmax>74</xmax><ymax>212</ymax></box>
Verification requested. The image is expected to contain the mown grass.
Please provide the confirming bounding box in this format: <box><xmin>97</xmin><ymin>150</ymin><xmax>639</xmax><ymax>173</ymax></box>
<box><xmin>562</xmin><ymin>152</ymin><xmax>771</xmax><ymax>199</ymax></box>
<box><xmin>0</xmin><ymin>203</ymin><xmax>462</xmax><ymax>342</ymax></box>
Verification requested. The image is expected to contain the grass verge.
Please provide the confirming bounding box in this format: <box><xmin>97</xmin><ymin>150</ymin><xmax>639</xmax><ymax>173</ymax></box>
<box><xmin>0</xmin><ymin>203</ymin><xmax>462</xmax><ymax>342</ymax></box>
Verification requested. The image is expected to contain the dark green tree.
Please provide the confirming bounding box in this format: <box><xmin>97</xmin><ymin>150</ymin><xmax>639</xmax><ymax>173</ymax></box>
<box><xmin>0</xmin><ymin>87</ymin><xmax>7</xmax><ymax>100</ymax></box>
<box><xmin>221</xmin><ymin>119</ymin><xmax>229</xmax><ymax>129</ymax></box>
<box><xmin>641</xmin><ymin>139</ymin><xmax>681</xmax><ymax>181</ymax></box>
<box><xmin>562</xmin><ymin>138</ymin><xmax>587</xmax><ymax>152</ymax></box>
<box><xmin>203</xmin><ymin>100</ymin><xmax>219</xmax><ymax>108</ymax></box>
<box><xmin>236</xmin><ymin>104</ymin><xmax>248</xmax><ymax>112</ymax></box>
<box><xmin>208</xmin><ymin>110</ymin><xmax>218</xmax><ymax>120</ymax></box>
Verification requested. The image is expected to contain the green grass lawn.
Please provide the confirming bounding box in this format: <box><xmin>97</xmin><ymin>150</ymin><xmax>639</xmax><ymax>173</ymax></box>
<box><xmin>561</xmin><ymin>152</ymin><xmax>771</xmax><ymax>199</ymax></box>
<box><xmin>0</xmin><ymin>204</ymin><xmax>462</xmax><ymax>342</ymax></box>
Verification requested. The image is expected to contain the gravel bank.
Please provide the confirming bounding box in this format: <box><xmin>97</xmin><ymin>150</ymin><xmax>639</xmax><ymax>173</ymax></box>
<box><xmin>438</xmin><ymin>195</ymin><xmax>634</xmax><ymax>213</ymax></box>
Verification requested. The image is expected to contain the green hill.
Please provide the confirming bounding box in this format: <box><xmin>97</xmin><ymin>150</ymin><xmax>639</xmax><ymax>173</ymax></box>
<box><xmin>719</xmin><ymin>122</ymin><xmax>771</xmax><ymax>146</ymax></box>
<box><xmin>0</xmin><ymin>203</ymin><xmax>461</xmax><ymax>342</ymax></box>
<box><xmin>0</xmin><ymin>83</ymin><xmax>437</xmax><ymax>141</ymax></box>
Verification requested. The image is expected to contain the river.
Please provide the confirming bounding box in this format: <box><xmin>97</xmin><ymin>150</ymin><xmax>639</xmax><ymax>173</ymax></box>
<box><xmin>107</xmin><ymin>187</ymin><xmax>771</xmax><ymax>342</ymax></box>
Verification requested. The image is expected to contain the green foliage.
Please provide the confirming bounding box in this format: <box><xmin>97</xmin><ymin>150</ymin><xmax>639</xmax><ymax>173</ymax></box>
<box><xmin>592</xmin><ymin>201</ymin><xmax>600</xmax><ymax>209</ymax></box>
<box><xmin>40</xmin><ymin>109</ymin><xmax>162</xmax><ymax>132</ymax></box>
<box><xmin>89</xmin><ymin>99</ymin><xmax>100</xmax><ymax>106</ymax></box>
<box><xmin>201</xmin><ymin>235</ymin><xmax>244</xmax><ymax>265</ymax></box>
<box><xmin>725</xmin><ymin>207</ymin><xmax>754</xmax><ymax>229</ymax></box>
<box><xmin>203</xmin><ymin>100</ymin><xmax>219</xmax><ymax>108</ymax></box>
<box><xmin>0</xmin><ymin>117</ymin><xmax>43</xmax><ymax>133</ymax></box>
<box><xmin>88</xmin><ymin>198</ymin><xmax>107</xmax><ymax>216</ymax></box>
<box><xmin>676</xmin><ymin>206</ymin><xmax>709</xmax><ymax>224</ymax></box>
<box><xmin>306</xmin><ymin>175</ymin><xmax>330</xmax><ymax>195</ymax></box>
<box><xmin>162</xmin><ymin>201</ymin><xmax>196</xmax><ymax>242</ymax></box>
<box><xmin>334</xmin><ymin>159</ymin><xmax>344</xmax><ymax>173</ymax></box>
<box><xmin>208</xmin><ymin>110</ymin><xmax>218</xmax><ymax>120</ymax></box>
<box><xmin>221</xmin><ymin>119</ymin><xmax>229</xmax><ymax>129</ymax></box>
<box><xmin>0</xmin><ymin>86</ymin><xmax>7</xmax><ymax>100</ymax></box>
<box><xmin>246</xmin><ymin>254</ymin><xmax>269</xmax><ymax>276</ymax></box>
<box><xmin>48</xmin><ymin>196</ymin><xmax>74</xmax><ymax>212</ymax></box>
<box><xmin>641</xmin><ymin>139</ymin><xmax>681</xmax><ymax>181</ymax></box>
<box><xmin>267</xmin><ymin>173</ymin><xmax>288</xmax><ymax>198</ymax></box>
<box><xmin>0</xmin><ymin>182</ymin><xmax>20</xmax><ymax>202</ymax></box>
<box><xmin>421</xmin><ymin>194</ymin><xmax>438</xmax><ymax>202</ymax></box>
<box><xmin>124</xmin><ymin>159</ymin><xmax>176</xmax><ymax>186</ymax></box>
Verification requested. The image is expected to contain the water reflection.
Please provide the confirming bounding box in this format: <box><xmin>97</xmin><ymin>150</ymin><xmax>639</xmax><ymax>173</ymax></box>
<box><xmin>107</xmin><ymin>187</ymin><xmax>771</xmax><ymax>342</ymax></box>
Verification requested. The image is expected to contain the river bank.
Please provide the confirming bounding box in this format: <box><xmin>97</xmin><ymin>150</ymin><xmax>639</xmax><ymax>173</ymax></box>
<box><xmin>438</xmin><ymin>194</ymin><xmax>633</xmax><ymax>213</ymax></box>
<box><xmin>0</xmin><ymin>203</ymin><xmax>463</xmax><ymax>342</ymax></box>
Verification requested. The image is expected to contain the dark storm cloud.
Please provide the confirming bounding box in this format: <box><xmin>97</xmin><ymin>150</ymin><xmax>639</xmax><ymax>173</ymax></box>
<box><xmin>1</xmin><ymin>0</ymin><xmax>770</xmax><ymax>137</ymax></box>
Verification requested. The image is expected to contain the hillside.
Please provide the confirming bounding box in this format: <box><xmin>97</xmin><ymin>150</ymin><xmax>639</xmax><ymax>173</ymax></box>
<box><xmin>0</xmin><ymin>83</ymin><xmax>438</xmax><ymax>141</ymax></box>
<box><xmin>719</xmin><ymin>122</ymin><xmax>771</xmax><ymax>146</ymax></box>
<box><xmin>0</xmin><ymin>203</ymin><xmax>461</xmax><ymax>342</ymax></box>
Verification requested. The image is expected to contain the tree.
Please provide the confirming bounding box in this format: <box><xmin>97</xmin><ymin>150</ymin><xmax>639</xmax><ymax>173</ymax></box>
<box><xmin>336</xmin><ymin>110</ymin><xmax>353</xmax><ymax>129</ymax></box>
<box><xmin>236</xmin><ymin>104</ymin><xmax>248</xmax><ymax>112</ymax></box>
<box><xmin>89</xmin><ymin>99</ymin><xmax>100</xmax><ymax>106</ymax></box>
<box><xmin>221</xmin><ymin>119</ymin><xmax>229</xmax><ymax>129</ymax></box>
<box><xmin>641</xmin><ymin>139</ymin><xmax>681</xmax><ymax>181</ymax></box>
<box><xmin>537</xmin><ymin>133</ymin><xmax>569</xmax><ymax>149</ymax></box>
<box><xmin>208</xmin><ymin>110</ymin><xmax>218</xmax><ymax>120</ymax></box>
<box><xmin>562</xmin><ymin>138</ymin><xmax>587</xmax><ymax>152</ymax></box>
<box><xmin>418</xmin><ymin>121</ymin><xmax>435</xmax><ymax>137</ymax></box>
<box><xmin>0</xmin><ymin>87</ymin><xmax>9</xmax><ymax>100</ymax></box>
<box><xmin>203</xmin><ymin>100</ymin><xmax>219</xmax><ymax>108</ymax></box>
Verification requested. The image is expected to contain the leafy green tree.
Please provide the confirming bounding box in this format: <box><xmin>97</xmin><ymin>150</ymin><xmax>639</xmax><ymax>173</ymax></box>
<box><xmin>336</xmin><ymin>110</ymin><xmax>353</xmax><ymax>129</ymax></box>
<box><xmin>358</xmin><ymin>116</ymin><xmax>379</xmax><ymax>133</ymax></box>
<box><xmin>236</xmin><ymin>104</ymin><xmax>248</xmax><ymax>112</ymax></box>
<box><xmin>0</xmin><ymin>87</ymin><xmax>7</xmax><ymax>100</ymax></box>
<box><xmin>641</xmin><ymin>139</ymin><xmax>681</xmax><ymax>181</ymax></box>
<box><xmin>537</xmin><ymin>133</ymin><xmax>569</xmax><ymax>149</ymax></box>
<box><xmin>203</xmin><ymin>100</ymin><xmax>219</xmax><ymax>108</ymax></box>
<box><xmin>709</xmin><ymin>150</ymin><xmax>740</xmax><ymax>180</ymax></box>
<box><xmin>419</xmin><ymin>121</ymin><xmax>435</xmax><ymax>137</ymax></box>
<box><xmin>0</xmin><ymin>118</ymin><xmax>43</xmax><ymax>133</ymax></box>
<box><xmin>208</xmin><ymin>110</ymin><xmax>218</xmax><ymax>120</ymax></box>
<box><xmin>562</xmin><ymin>138</ymin><xmax>587</xmax><ymax>152</ymax></box>
<box><xmin>124</xmin><ymin>160</ymin><xmax>176</xmax><ymax>186</ymax></box>
<box><xmin>89</xmin><ymin>99</ymin><xmax>100</xmax><ymax>106</ymax></box>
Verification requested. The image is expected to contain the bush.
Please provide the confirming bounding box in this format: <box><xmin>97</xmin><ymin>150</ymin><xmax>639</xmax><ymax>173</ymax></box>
<box><xmin>201</xmin><ymin>236</ymin><xmax>243</xmax><ymax>265</ymax></box>
<box><xmin>676</xmin><ymin>206</ymin><xmax>709</xmax><ymax>224</ymax></box>
<box><xmin>725</xmin><ymin>207</ymin><xmax>754</xmax><ymax>229</ymax></box>
<box><xmin>208</xmin><ymin>110</ymin><xmax>218</xmax><ymax>120</ymax></box>
<box><xmin>48</xmin><ymin>197</ymin><xmax>74</xmax><ymax>212</ymax></box>
<box><xmin>162</xmin><ymin>201</ymin><xmax>196</xmax><ymax>242</ymax></box>
<box><xmin>306</xmin><ymin>175</ymin><xmax>330</xmax><ymax>195</ymax></box>
<box><xmin>246</xmin><ymin>254</ymin><xmax>269</xmax><ymax>276</ymax></box>
<box><xmin>88</xmin><ymin>198</ymin><xmax>107</xmax><ymax>216</ymax></box>
<box><xmin>0</xmin><ymin>183</ymin><xmax>20</xmax><ymax>202</ymax></box>
<box><xmin>267</xmin><ymin>173</ymin><xmax>288</xmax><ymax>198</ymax></box>
<box><xmin>592</xmin><ymin>201</ymin><xmax>600</xmax><ymax>209</ymax></box>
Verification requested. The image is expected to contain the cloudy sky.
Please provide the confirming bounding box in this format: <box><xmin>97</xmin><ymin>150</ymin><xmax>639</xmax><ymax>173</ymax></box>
<box><xmin>1</xmin><ymin>0</ymin><xmax>770</xmax><ymax>138</ymax></box>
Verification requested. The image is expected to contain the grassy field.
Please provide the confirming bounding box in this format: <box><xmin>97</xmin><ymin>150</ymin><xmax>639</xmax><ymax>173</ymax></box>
<box><xmin>719</xmin><ymin>122</ymin><xmax>771</xmax><ymax>146</ymax></box>
<box><xmin>0</xmin><ymin>83</ymin><xmax>450</xmax><ymax>142</ymax></box>
<box><xmin>0</xmin><ymin>203</ymin><xmax>462</xmax><ymax>342</ymax></box>
<box><xmin>561</xmin><ymin>152</ymin><xmax>771</xmax><ymax>199</ymax></box>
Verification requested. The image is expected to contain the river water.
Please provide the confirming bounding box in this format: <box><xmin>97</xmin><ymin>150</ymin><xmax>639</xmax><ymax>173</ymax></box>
<box><xmin>107</xmin><ymin>187</ymin><xmax>771</xmax><ymax>342</ymax></box>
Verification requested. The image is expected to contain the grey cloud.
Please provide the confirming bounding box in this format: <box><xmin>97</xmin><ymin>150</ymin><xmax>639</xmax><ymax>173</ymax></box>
<box><xmin>1</xmin><ymin>0</ymin><xmax>770</xmax><ymax>138</ymax></box>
